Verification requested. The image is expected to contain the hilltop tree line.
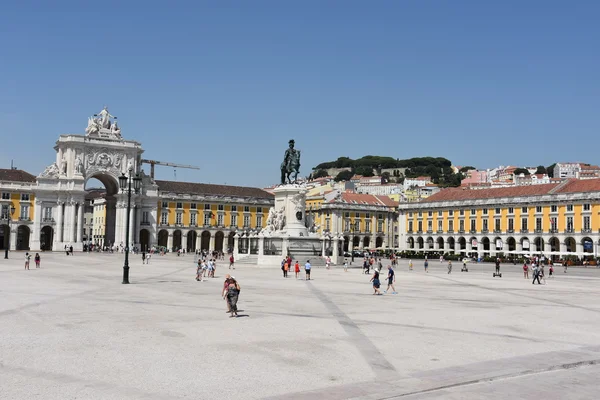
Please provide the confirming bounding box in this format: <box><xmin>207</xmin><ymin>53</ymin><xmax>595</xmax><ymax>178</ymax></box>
<box><xmin>311</xmin><ymin>156</ymin><xmax>464</xmax><ymax>187</ymax></box>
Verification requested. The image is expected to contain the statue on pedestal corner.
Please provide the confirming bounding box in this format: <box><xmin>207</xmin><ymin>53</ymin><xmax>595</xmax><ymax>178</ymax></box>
<box><xmin>280</xmin><ymin>139</ymin><xmax>301</xmax><ymax>184</ymax></box>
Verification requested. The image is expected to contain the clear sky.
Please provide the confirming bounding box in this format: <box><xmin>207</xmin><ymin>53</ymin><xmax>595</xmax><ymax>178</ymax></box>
<box><xmin>1</xmin><ymin>1</ymin><xmax>599</xmax><ymax>187</ymax></box>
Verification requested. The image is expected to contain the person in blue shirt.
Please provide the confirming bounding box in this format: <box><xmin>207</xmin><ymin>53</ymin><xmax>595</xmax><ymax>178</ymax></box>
<box><xmin>305</xmin><ymin>260</ymin><xmax>312</xmax><ymax>280</ymax></box>
<box><xmin>384</xmin><ymin>265</ymin><xmax>397</xmax><ymax>294</ymax></box>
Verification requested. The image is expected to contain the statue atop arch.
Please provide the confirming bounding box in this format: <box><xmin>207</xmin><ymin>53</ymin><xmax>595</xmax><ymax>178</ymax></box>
<box><xmin>85</xmin><ymin>106</ymin><xmax>122</xmax><ymax>139</ymax></box>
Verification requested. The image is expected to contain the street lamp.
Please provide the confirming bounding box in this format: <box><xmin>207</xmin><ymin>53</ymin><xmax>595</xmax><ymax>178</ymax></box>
<box><xmin>4</xmin><ymin>204</ymin><xmax>16</xmax><ymax>259</ymax></box>
<box><xmin>118</xmin><ymin>169</ymin><xmax>142</xmax><ymax>284</ymax></box>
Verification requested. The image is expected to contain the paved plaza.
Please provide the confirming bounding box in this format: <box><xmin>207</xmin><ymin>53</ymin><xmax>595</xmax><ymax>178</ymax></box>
<box><xmin>1</xmin><ymin>253</ymin><xmax>600</xmax><ymax>399</ymax></box>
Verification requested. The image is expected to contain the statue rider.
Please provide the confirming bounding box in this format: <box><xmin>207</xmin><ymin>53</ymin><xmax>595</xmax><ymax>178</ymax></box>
<box><xmin>280</xmin><ymin>139</ymin><xmax>301</xmax><ymax>184</ymax></box>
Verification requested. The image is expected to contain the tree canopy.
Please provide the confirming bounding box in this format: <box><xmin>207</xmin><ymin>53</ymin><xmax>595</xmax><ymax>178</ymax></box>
<box><xmin>315</xmin><ymin>155</ymin><xmax>452</xmax><ymax>170</ymax></box>
<box><xmin>513</xmin><ymin>168</ymin><xmax>530</xmax><ymax>176</ymax></box>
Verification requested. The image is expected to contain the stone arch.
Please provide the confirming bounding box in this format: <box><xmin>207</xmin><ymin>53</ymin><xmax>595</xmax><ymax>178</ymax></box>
<box><xmin>565</xmin><ymin>237</ymin><xmax>576</xmax><ymax>253</ymax></box>
<box><xmin>549</xmin><ymin>237</ymin><xmax>560</xmax><ymax>252</ymax></box>
<box><xmin>375</xmin><ymin>236</ymin><xmax>384</xmax><ymax>248</ymax></box>
<box><xmin>201</xmin><ymin>231</ymin><xmax>210</xmax><ymax>251</ymax></box>
<box><xmin>581</xmin><ymin>237</ymin><xmax>594</xmax><ymax>254</ymax></box>
<box><xmin>494</xmin><ymin>237</ymin><xmax>503</xmax><ymax>251</ymax></box>
<box><xmin>139</xmin><ymin>229</ymin><xmax>150</xmax><ymax>251</ymax></box>
<box><xmin>520</xmin><ymin>236</ymin><xmax>531</xmax><ymax>253</ymax></box>
<box><xmin>157</xmin><ymin>229</ymin><xmax>169</xmax><ymax>248</ymax></box>
<box><xmin>343</xmin><ymin>236</ymin><xmax>350</xmax><ymax>252</ymax></box>
<box><xmin>426</xmin><ymin>236</ymin><xmax>434</xmax><ymax>249</ymax></box>
<box><xmin>227</xmin><ymin>232</ymin><xmax>235</xmax><ymax>252</ymax></box>
<box><xmin>363</xmin><ymin>236</ymin><xmax>370</xmax><ymax>249</ymax></box>
<box><xmin>0</xmin><ymin>224</ymin><xmax>8</xmax><ymax>249</ymax></box>
<box><xmin>417</xmin><ymin>236</ymin><xmax>424</xmax><ymax>249</ymax></box>
<box><xmin>407</xmin><ymin>237</ymin><xmax>415</xmax><ymax>249</ymax></box>
<box><xmin>457</xmin><ymin>237</ymin><xmax>466</xmax><ymax>251</ymax></box>
<box><xmin>40</xmin><ymin>226</ymin><xmax>54</xmax><ymax>251</ymax></box>
<box><xmin>85</xmin><ymin>172</ymin><xmax>119</xmax><ymax>246</ymax></box>
<box><xmin>215</xmin><ymin>231</ymin><xmax>225</xmax><ymax>252</ymax></box>
<box><xmin>173</xmin><ymin>230</ymin><xmax>182</xmax><ymax>250</ymax></box>
<box><xmin>534</xmin><ymin>237</ymin><xmax>544</xmax><ymax>252</ymax></box>
<box><xmin>187</xmin><ymin>231</ymin><xmax>197</xmax><ymax>252</ymax></box>
<box><xmin>436</xmin><ymin>237</ymin><xmax>444</xmax><ymax>250</ymax></box>
<box><xmin>16</xmin><ymin>225</ymin><xmax>30</xmax><ymax>250</ymax></box>
<box><xmin>353</xmin><ymin>236</ymin><xmax>360</xmax><ymax>248</ymax></box>
<box><xmin>506</xmin><ymin>237</ymin><xmax>516</xmax><ymax>251</ymax></box>
<box><xmin>469</xmin><ymin>236</ymin><xmax>478</xmax><ymax>250</ymax></box>
<box><xmin>447</xmin><ymin>237</ymin><xmax>455</xmax><ymax>251</ymax></box>
<box><xmin>481</xmin><ymin>237</ymin><xmax>490</xmax><ymax>253</ymax></box>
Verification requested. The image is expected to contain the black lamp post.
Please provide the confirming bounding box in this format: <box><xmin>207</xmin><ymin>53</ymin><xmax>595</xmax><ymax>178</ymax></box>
<box><xmin>4</xmin><ymin>204</ymin><xmax>16</xmax><ymax>259</ymax></box>
<box><xmin>118</xmin><ymin>169</ymin><xmax>142</xmax><ymax>284</ymax></box>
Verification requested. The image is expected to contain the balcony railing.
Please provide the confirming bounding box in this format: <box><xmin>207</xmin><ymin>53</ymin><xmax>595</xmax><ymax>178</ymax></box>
<box><xmin>407</xmin><ymin>230</ymin><xmax>413</xmax><ymax>234</ymax></box>
<box><xmin>494</xmin><ymin>229</ymin><xmax>501</xmax><ymax>233</ymax></box>
<box><xmin>469</xmin><ymin>229</ymin><xmax>477</xmax><ymax>234</ymax></box>
<box><xmin>447</xmin><ymin>229</ymin><xmax>454</xmax><ymax>234</ymax></box>
<box><xmin>582</xmin><ymin>228</ymin><xmax>592</xmax><ymax>233</ymax></box>
<box><xmin>437</xmin><ymin>230</ymin><xmax>443</xmax><ymax>234</ymax></box>
<box><xmin>481</xmin><ymin>229</ymin><xmax>489</xmax><ymax>234</ymax></box>
<box><xmin>426</xmin><ymin>230</ymin><xmax>433</xmax><ymax>234</ymax></box>
<box><xmin>520</xmin><ymin>229</ymin><xmax>529</xmax><ymax>234</ymax></box>
<box><xmin>534</xmin><ymin>229</ymin><xmax>542</xmax><ymax>234</ymax></box>
<box><xmin>19</xmin><ymin>217</ymin><xmax>31</xmax><ymax>221</ymax></box>
<box><xmin>42</xmin><ymin>218</ymin><xmax>55</xmax><ymax>223</ymax></box>
<box><xmin>550</xmin><ymin>229</ymin><xmax>558</xmax><ymax>233</ymax></box>
<box><xmin>141</xmin><ymin>221</ymin><xmax>151</xmax><ymax>226</ymax></box>
<box><xmin>565</xmin><ymin>228</ymin><xmax>574</xmax><ymax>233</ymax></box>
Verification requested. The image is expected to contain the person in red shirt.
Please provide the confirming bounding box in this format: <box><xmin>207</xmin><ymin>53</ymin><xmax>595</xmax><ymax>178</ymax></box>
<box><xmin>229</xmin><ymin>254</ymin><xmax>235</xmax><ymax>269</ymax></box>
<box><xmin>294</xmin><ymin>261</ymin><xmax>300</xmax><ymax>279</ymax></box>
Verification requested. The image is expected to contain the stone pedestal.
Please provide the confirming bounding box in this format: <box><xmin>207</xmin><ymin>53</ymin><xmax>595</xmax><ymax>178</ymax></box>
<box><xmin>272</xmin><ymin>185</ymin><xmax>309</xmax><ymax>238</ymax></box>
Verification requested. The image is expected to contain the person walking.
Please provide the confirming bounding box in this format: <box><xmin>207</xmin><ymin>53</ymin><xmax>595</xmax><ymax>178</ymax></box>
<box><xmin>224</xmin><ymin>276</ymin><xmax>241</xmax><ymax>318</ymax></box>
<box><xmin>34</xmin><ymin>253</ymin><xmax>41</xmax><ymax>268</ymax></box>
<box><xmin>69</xmin><ymin>245</ymin><xmax>73</xmax><ymax>255</ymax></box>
<box><xmin>384</xmin><ymin>265</ymin><xmax>397</xmax><ymax>294</ymax></box>
<box><xmin>523</xmin><ymin>262</ymin><xmax>529</xmax><ymax>279</ymax></box>
<box><xmin>447</xmin><ymin>260</ymin><xmax>452</xmax><ymax>274</ymax></box>
<box><xmin>24</xmin><ymin>252</ymin><xmax>31</xmax><ymax>270</ymax></box>
<box><xmin>142</xmin><ymin>252</ymin><xmax>146</xmax><ymax>265</ymax></box>
<box><xmin>283</xmin><ymin>260</ymin><xmax>289</xmax><ymax>278</ymax></box>
<box><xmin>409</xmin><ymin>259</ymin><xmax>413</xmax><ymax>271</ymax></box>
<box><xmin>370</xmin><ymin>268</ymin><xmax>382</xmax><ymax>295</ymax></box>
<box><xmin>222</xmin><ymin>274</ymin><xmax>232</xmax><ymax>313</ymax></box>
<box><xmin>539</xmin><ymin>264</ymin><xmax>547</xmax><ymax>285</ymax></box>
<box><xmin>532</xmin><ymin>263</ymin><xmax>541</xmax><ymax>284</ymax></box>
<box><xmin>343</xmin><ymin>259</ymin><xmax>348</xmax><ymax>272</ymax></box>
<box><xmin>305</xmin><ymin>260</ymin><xmax>312</xmax><ymax>280</ymax></box>
<box><xmin>196</xmin><ymin>259</ymin><xmax>203</xmax><ymax>281</ymax></box>
<box><xmin>326</xmin><ymin>256</ymin><xmax>331</xmax><ymax>270</ymax></box>
<box><xmin>146</xmin><ymin>253</ymin><xmax>151</xmax><ymax>264</ymax></box>
<box><xmin>549</xmin><ymin>264</ymin><xmax>554</xmax><ymax>278</ymax></box>
<box><xmin>229</xmin><ymin>254</ymin><xmax>235</xmax><ymax>269</ymax></box>
<box><xmin>294</xmin><ymin>260</ymin><xmax>300</xmax><ymax>279</ymax></box>
<box><xmin>424</xmin><ymin>259</ymin><xmax>429</xmax><ymax>273</ymax></box>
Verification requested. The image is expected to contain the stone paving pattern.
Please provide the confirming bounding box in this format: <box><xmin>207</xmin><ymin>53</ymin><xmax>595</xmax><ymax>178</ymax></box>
<box><xmin>1</xmin><ymin>253</ymin><xmax>600</xmax><ymax>399</ymax></box>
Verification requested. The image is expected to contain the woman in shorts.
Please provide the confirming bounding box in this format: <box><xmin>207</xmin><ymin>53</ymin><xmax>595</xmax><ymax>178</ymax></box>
<box><xmin>370</xmin><ymin>269</ymin><xmax>382</xmax><ymax>295</ymax></box>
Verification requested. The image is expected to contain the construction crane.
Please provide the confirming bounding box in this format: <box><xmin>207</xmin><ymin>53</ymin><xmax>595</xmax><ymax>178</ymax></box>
<box><xmin>141</xmin><ymin>159</ymin><xmax>200</xmax><ymax>180</ymax></box>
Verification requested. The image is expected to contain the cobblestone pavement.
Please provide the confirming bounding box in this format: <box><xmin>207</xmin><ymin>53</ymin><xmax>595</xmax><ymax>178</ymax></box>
<box><xmin>2</xmin><ymin>253</ymin><xmax>599</xmax><ymax>399</ymax></box>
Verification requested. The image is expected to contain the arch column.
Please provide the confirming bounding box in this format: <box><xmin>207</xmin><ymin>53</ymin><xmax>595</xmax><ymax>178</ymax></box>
<box><xmin>77</xmin><ymin>203</ymin><xmax>84</xmax><ymax>243</ymax></box>
<box><xmin>195</xmin><ymin>234</ymin><xmax>201</xmax><ymax>251</ymax></box>
<box><xmin>128</xmin><ymin>206</ymin><xmax>135</xmax><ymax>246</ymax></box>
<box><xmin>55</xmin><ymin>202</ymin><xmax>64</xmax><ymax>244</ymax></box>
<box><xmin>209</xmin><ymin>232</ymin><xmax>215</xmax><ymax>251</ymax></box>
<box><xmin>560</xmin><ymin>240</ymin><xmax>567</xmax><ymax>253</ymax></box>
<box><xmin>182</xmin><ymin>233</ymin><xmax>188</xmax><ymax>251</ymax></box>
<box><xmin>167</xmin><ymin>233</ymin><xmax>173</xmax><ymax>251</ymax></box>
<box><xmin>576</xmin><ymin>242</ymin><xmax>584</xmax><ymax>254</ymax></box>
<box><xmin>9</xmin><ymin>226</ymin><xmax>17</xmax><ymax>250</ymax></box>
<box><xmin>32</xmin><ymin>200</ymin><xmax>42</xmax><ymax>250</ymax></box>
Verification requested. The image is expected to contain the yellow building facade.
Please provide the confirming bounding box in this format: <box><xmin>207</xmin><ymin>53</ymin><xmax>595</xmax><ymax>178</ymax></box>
<box><xmin>398</xmin><ymin>180</ymin><xmax>600</xmax><ymax>258</ymax></box>
<box><xmin>0</xmin><ymin>169</ymin><xmax>36</xmax><ymax>251</ymax></box>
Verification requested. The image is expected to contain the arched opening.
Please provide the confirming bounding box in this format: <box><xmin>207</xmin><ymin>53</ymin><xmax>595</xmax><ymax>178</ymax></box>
<box><xmin>469</xmin><ymin>237</ymin><xmax>478</xmax><ymax>252</ymax></box>
<box><xmin>458</xmin><ymin>237</ymin><xmax>466</xmax><ymax>251</ymax></box>
<box><xmin>565</xmin><ymin>237</ymin><xmax>576</xmax><ymax>253</ymax></box>
<box><xmin>363</xmin><ymin>236</ymin><xmax>370</xmax><ymax>249</ymax></box>
<box><xmin>534</xmin><ymin>237</ymin><xmax>544</xmax><ymax>252</ymax></box>
<box><xmin>227</xmin><ymin>232</ymin><xmax>235</xmax><ymax>253</ymax></box>
<box><xmin>215</xmin><ymin>231</ymin><xmax>225</xmax><ymax>252</ymax></box>
<box><xmin>139</xmin><ymin>229</ymin><xmax>150</xmax><ymax>251</ymax></box>
<box><xmin>201</xmin><ymin>231</ymin><xmax>210</xmax><ymax>251</ymax></box>
<box><xmin>506</xmin><ymin>237</ymin><xmax>516</xmax><ymax>251</ymax></box>
<box><xmin>520</xmin><ymin>237</ymin><xmax>530</xmax><ymax>253</ymax></box>
<box><xmin>582</xmin><ymin>237</ymin><xmax>594</xmax><ymax>254</ymax></box>
<box><xmin>353</xmin><ymin>236</ymin><xmax>360</xmax><ymax>248</ymax></box>
<box><xmin>407</xmin><ymin>237</ymin><xmax>415</xmax><ymax>249</ymax></box>
<box><xmin>436</xmin><ymin>237</ymin><xmax>444</xmax><ymax>250</ymax></box>
<box><xmin>447</xmin><ymin>237</ymin><xmax>455</xmax><ymax>252</ymax></box>
<box><xmin>426</xmin><ymin>237</ymin><xmax>434</xmax><ymax>249</ymax></box>
<box><xmin>343</xmin><ymin>236</ymin><xmax>349</xmax><ymax>252</ymax></box>
<box><xmin>16</xmin><ymin>225</ymin><xmax>30</xmax><ymax>250</ymax></box>
<box><xmin>494</xmin><ymin>237</ymin><xmax>503</xmax><ymax>252</ymax></box>
<box><xmin>481</xmin><ymin>237</ymin><xmax>490</xmax><ymax>254</ymax></box>
<box><xmin>375</xmin><ymin>236</ymin><xmax>384</xmax><ymax>248</ymax></box>
<box><xmin>173</xmin><ymin>230</ymin><xmax>182</xmax><ymax>251</ymax></box>
<box><xmin>549</xmin><ymin>237</ymin><xmax>560</xmax><ymax>252</ymax></box>
<box><xmin>417</xmin><ymin>237</ymin><xmax>424</xmax><ymax>249</ymax></box>
<box><xmin>40</xmin><ymin>226</ymin><xmax>54</xmax><ymax>251</ymax></box>
<box><xmin>0</xmin><ymin>224</ymin><xmax>9</xmax><ymax>249</ymax></box>
<box><xmin>187</xmin><ymin>231</ymin><xmax>197</xmax><ymax>252</ymax></box>
<box><xmin>85</xmin><ymin>174</ymin><xmax>119</xmax><ymax>247</ymax></box>
<box><xmin>157</xmin><ymin>229</ymin><xmax>169</xmax><ymax>248</ymax></box>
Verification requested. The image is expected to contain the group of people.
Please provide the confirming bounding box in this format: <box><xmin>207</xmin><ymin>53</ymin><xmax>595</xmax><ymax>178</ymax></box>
<box><xmin>369</xmin><ymin>265</ymin><xmax>397</xmax><ymax>295</ymax></box>
<box><xmin>280</xmin><ymin>256</ymin><xmax>313</xmax><ymax>279</ymax></box>
<box><xmin>196</xmin><ymin>257</ymin><xmax>219</xmax><ymax>281</ymax></box>
<box><xmin>24</xmin><ymin>252</ymin><xmax>41</xmax><ymax>269</ymax></box>
<box><xmin>523</xmin><ymin>261</ymin><xmax>553</xmax><ymax>284</ymax></box>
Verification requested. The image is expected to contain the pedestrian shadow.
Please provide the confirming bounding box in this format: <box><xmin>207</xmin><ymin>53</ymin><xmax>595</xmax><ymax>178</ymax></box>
<box><xmin>235</xmin><ymin>314</ymin><xmax>249</xmax><ymax>318</ymax></box>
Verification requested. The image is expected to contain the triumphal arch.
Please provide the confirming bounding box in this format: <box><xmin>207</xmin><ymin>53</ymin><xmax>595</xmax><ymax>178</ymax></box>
<box><xmin>32</xmin><ymin>108</ymin><xmax>159</xmax><ymax>251</ymax></box>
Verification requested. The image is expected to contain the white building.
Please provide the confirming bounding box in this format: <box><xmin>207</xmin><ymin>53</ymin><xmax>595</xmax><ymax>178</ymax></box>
<box><xmin>357</xmin><ymin>184</ymin><xmax>403</xmax><ymax>196</ymax></box>
<box><xmin>403</xmin><ymin>176</ymin><xmax>431</xmax><ymax>190</ymax></box>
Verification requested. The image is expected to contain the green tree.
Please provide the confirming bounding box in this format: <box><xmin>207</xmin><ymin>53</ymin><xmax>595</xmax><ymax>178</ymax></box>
<box><xmin>546</xmin><ymin>163</ymin><xmax>556</xmax><ymax>178</ymax></box>
<box><xmin>334</xmin><ymin>170</ymin><xmax>354</xmax><ymax>182</ymax></box>
<box><xmin>312</xmin><ymin>169</ymin><xmax>329</xmax><ymax>179</ymax></box>
<box><xmin>460</xmin><ymin>166</ymin><xmax>475</xmax><ymax>173</ymax></box>
<box><xmin>513</xmin><ymin>168</ymin><xmax>530</xmax><ymax>176</ymax></box>
<box><xmin>535</xmin><ymin>165</ymin><xmax>547</xmax><ymax>175</ymax></box>
<box><xmin>381</xmin><ymin>172</ymin><xmax>391</xmax><ymax>182</ymax></box>
<box><xmin>355</xmin><ymin>166</ymin><xmax>374</xmax><ymax>177</ymax></box>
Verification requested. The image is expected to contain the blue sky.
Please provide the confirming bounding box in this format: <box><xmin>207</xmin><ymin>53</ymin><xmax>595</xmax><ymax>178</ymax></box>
<box><xmin>1</xmin><ymin>1</ymin><xmax>599</xmax><ymax>187</ymax></box>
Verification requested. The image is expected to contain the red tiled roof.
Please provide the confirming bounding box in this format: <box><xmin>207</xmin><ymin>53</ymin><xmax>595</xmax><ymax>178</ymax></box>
<box><xmin>156</xmin><ymin>180</ymin><xmax>274</xmax><ymax>199</ymax></box>
<box><xmin>555</xmin><ymin>179</ymin><xmax>600</xmax><ymax>194</ymax></box>
<box><xmin>0</xmin><ymin>169</ymin><xmax>36</xmax><ymax>183</ymax></box>
<box><xmin>329</xmin><ymin>192</ymin><xmax>397</xmax><ymax>207</ymax></box>
<box><xmin>422</xmin><ymin>183</ymin><xmax>559</xmax><ymax>203</ymax></box>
